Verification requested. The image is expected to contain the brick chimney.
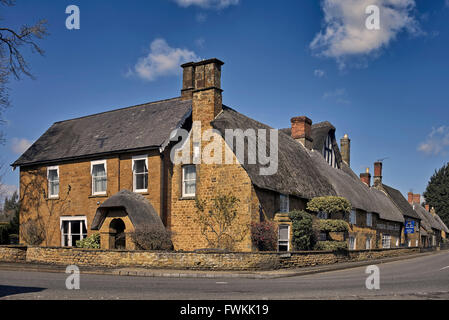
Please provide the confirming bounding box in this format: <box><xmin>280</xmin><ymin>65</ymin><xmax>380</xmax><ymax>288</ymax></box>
<box><xmin>413</xmin><ymin>193</ymin><xmax>421</xmax><ymax>205</ymax></box>
<box><xmin>340</xmin><ymin>134</ymin><xmax>351</xmax><ymax>167</ymax></box>
<box><xmin>360</xmin><ymin>168</ymin><xmax>371</xmax><ymax>187</ymax></box>
<box><xmin>408</xmin><ymin>192</ymin><xmax>414</xmax><ymax>204</ymax></box>
<box><xmin>373</xmin><ymin>162</ymin><xmax>382</xmax><ymax>187</ymax></box>
<box><xmin>181</xmin><ymin>58</ymin><xmax>224</xmax><ymax>128</ymax></box>
<box><xmin>291</xmin><ymin>116</ymin><xmax>313</xmax><ymax>149</ymax></box>
<box><xmin>425</xmin><ymin>204</ymin><xmax>430</xmax><ymax>211</ymax></box>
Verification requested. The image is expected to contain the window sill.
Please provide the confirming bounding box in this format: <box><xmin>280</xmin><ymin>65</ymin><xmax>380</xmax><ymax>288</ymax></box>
<box><xmin>134</xmin><ymin>190</ymin><xmax>149</xmax><ymax>195</ymax></box>
<box><xmin>47</xmin><ymin>197</ymin><xmax>59</xmax><ymax>201</ymax></box>
<box><xmin>179</xmin><ymin>196</ymin><xmax>196</xmax><ymax>201</ymax></box>
<box><xmin>89</xmin><ymin>194</ymin><xmax>108</xmax><ymax>198</ymax></box>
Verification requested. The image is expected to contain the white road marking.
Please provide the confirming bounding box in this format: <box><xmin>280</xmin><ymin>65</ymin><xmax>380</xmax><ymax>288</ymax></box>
<box><xmin>216</xmin><ymin>282</ymin><xmax>228</xmax><ymax>284</ymax></box>
<box><xmin>439</xmin><ymin>266</ymin><xmax>449</xmax><ymax>271</ymax></box>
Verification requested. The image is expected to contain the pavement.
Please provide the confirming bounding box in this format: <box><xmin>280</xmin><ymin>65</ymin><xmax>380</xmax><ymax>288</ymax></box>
<box><xmin>0</xmin><ymin>248</ymin><xmax>444</xmax><ymax>279</ymax></box>
<box><xmin>1</xmin><ymin>250</ymin><xmax>449</xmax><ymax>299</ymax></box>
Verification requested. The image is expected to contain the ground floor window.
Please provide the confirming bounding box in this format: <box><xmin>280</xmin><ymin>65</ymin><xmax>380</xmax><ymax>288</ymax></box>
<box><xmin>382</xmin><ymin>234</ymin><xmax>391</xmax><ymax>249</ymax></box>
<box><xmin>61</xmin><ymin>217</ymin><xmax>87</xmax><ymax>247</ymax></box>
<box><xmin>349</xmin><ymin>236</ymin><xmax>356</xmax><ymax>250</ymax></box>
<box><xmin>366</xmin><ymin>236</ymin><xmax>371</xmax><ymax>250</ymax></box>
<box><xmin>278</xmin><ymin>224</ymin><xmax>290</xmax><ymax>252</ymax></box>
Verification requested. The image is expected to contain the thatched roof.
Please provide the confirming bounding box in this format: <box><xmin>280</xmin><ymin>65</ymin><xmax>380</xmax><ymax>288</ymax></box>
<box><xmin>212</xmin><ymin>106</ymin><xmax>336</xmax><ymax>199</ymax></box>
<box><xmin>382</xmin><ymin>184</ymin><xmax>421</xmax><ymax>220</ymax></box>
<box><xmin>434</xmin><ymin>214</ymin><xmax>449</xmax><ymax>233</ymax></box>
<box><xmin>370</xmin><ymin>188</ymin><xmax>405</xmax><ymax>223</ymax></box>
<box><xmin>413</xmin><ymin>205</ymin><xmax>433</xmax><ymax>234</ymax></box>
<box><xmin>413</xmin><ymin>204</ymin><xmax>442</xmax><ymax>231</ymax></box>
<box><xmin>13</xmin><ymin>98</ymin><xmax>192</xmax><ymax>167</ymax></box>
<box><xmin>91</xmin><ymin>190</ymin><xmax>165</xmax><ymax>230</ymax></box>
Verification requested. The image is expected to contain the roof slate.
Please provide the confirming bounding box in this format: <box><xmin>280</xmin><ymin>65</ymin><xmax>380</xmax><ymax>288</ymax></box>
<box><xmin>13</xmin><ymin>98</ymin><xmax>192</xmax><ymax>167</ymax></box>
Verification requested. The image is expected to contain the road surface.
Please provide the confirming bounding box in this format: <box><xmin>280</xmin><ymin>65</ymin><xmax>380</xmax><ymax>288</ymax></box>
<box><xmin>1</xmin><ymin>251</ymin><xmax>449</xmax><ymax>300</ymax></box>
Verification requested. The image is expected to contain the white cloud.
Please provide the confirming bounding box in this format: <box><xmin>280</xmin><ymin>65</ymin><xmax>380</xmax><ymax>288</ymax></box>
<box><xmin>314</xmin><ymin>69</ymin><xmax>325</xmax><ymax>78</ymax></box>
<box><xmin>129</xmin><ymin>39</ymin><xmax>199</xmax><ymax>81</ymax></box>
<box><xmin>11</xmin><ymin>138</ymin><xmax>32</xmax><ymax>155</ymax></box>
<box><xmin>418</xmin><ymin>126</ymin><xmax>449</xmax><ymax>156</ymax></box>
<box><xmin>310</xmin><ymin>0</ymin><xmax>421</xmax><ymax>68</ymax></box>
<box><xmin>195</xmin><ymin>37</ymin><xmax>206</xmax><ymax>48</ymax></box>
<box><xmin>0</xmin><ymin>184</ymin><xmax>17</xmax><ymax>202</ymax></box>
<box><xmin>174</xmin><ymin>0</ymin><xmax>239</xmax><ymax>9</ymax></box>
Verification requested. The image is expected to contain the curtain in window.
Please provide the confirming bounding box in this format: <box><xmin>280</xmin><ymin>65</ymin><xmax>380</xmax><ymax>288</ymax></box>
<box><xmin>134</xmin><ymin>159</ymin><xmax>148</xmax><ymax>190</ymax></box>
<box><xmin>48</xmin><ymin>169</ymin><xmax>59</xmax><ymax>197</ymax></box>
<box><xmin>92</xmin><ymin>164</ymin><xmax>107</xmax><ymax>193</ymax></box>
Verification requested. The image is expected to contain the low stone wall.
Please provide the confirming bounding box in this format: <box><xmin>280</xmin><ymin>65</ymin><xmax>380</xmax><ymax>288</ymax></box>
<box><xmin>0</xmin><ymin>245</ymin><xmax>27</xmax><ymax>262</ymax></box>
<box><xmin>26</xmin><ymin>247</ymin><xmax>280</xmax><ymax>271</ymax></box>
<box><xmin>0</xmin><ymin>245</ymin><xmax>424</xmax><ymax>271</ymax></box>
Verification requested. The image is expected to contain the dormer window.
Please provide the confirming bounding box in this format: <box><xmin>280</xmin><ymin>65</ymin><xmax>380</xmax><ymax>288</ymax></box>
<box><xmin>324</xmin><ymin>134</ymin><xmax>337</xmax><ymax>168</ymax></box>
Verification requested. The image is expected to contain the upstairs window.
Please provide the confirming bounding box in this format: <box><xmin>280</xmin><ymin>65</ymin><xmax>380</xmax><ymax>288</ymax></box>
<box><xmin>182</xmin><ymin>165</ymin><xmax>196</xmax><ymax>197</ymax></box>
<box><xmin>133</xmin><ymin>156</ymin><xmax>148</xmax><ymax>193</ymax></box>
<box><xmin>324</xmin><ymin>134</ymin><xmax>337</xmax><ymax>168</ymax></box>
<box><xmin>349</xmin><ymin>210</ymin><xmax>357</xmax><ymax>225</ymax></box>
<box><xmin>280</xmin><ymin>194</ymin><xmax>289</xmax><ymax>213</ymax></box>
<box><xmin>366</xmin><ymin>213</ymin><xmax>373</xmax><ymax>227</ymax></box>
<box><xmin>91</xmin><ymin>160</ymin><xmax>107</xmax><ymax>195</ymax></box>
<box><xmin>47</xmin><ymin>166</ymin><xmax>59</xmax><ymax>198</ymax></box>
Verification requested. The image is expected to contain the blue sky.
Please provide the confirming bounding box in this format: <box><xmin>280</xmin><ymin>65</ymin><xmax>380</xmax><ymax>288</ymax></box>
<box><xmin>1</xmin><ymin>0</ymin><xmax>449</xmax><ymax>200</ymax></box>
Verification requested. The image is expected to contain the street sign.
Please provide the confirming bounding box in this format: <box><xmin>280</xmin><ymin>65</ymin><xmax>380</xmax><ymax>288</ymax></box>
<box><xmin>405</xmin><ymin>220</ymin><xmax>415</xmax><ymax>234</ymax></box>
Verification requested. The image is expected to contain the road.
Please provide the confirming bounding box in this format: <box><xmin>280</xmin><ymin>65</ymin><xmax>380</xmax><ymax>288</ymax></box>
<box><xmin>1</xmin><ymin>251</ymin><xmax>449</xmax><ymax>300</ymax></box>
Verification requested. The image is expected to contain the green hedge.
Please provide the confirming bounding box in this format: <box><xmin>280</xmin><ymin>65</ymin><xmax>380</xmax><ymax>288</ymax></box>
<box><xmin>288</xmin><ymin>210</ymin><xmax>316</xmax><ymax>251</ymax></box>
<box><xmin>76</xmin><ymin>233</ymin><xmax>100</xmax><ymax>249</ymax></box>
<box><xmin>314</xmin><ymin>241</ymin><xmax>348</xmax><ymax>251</ymax></box>
<box><xmin>316</xmin><ymin>219</ymin><xmax>349</xmax><ymax>233</ymax></box>
<box><xmin>307</xmin><ymin>196</ymin><xmax>352</xmax><ymax>216</ymax></box>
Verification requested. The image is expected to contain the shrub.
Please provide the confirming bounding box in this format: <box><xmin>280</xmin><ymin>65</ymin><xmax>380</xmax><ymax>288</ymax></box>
<box><xmin>0</xmin><ymin>224</ymin><xmax>9</xmax><ymax>245</ymax></box>
<box><xmin>21</xmin><ymin>219</ymin><xmax>45</xmax><ymax>245</ymax></box>
<box><xmin>130</xmin><ymin>224</ymin><xmax>173</xmax><ymax>251</ymax></box>
<box><xmin>8</xmin><ymin>234</ymin><xmax>19</xmax><ymax>245</ymax></box>
<box><xmin>307</xmin><ymin>196</ymin><xmax>352</xmax><ymax>217</ymax></box>
<box><xmin>76</xmin><ymin>233</ymin><xmax>100</xmax><ymax>249</ymax></box>
<box><xmin>314</xmin><ymin>241</ymin><xmax>348</xmax><ymax>251</ymax></box>
<box><xmin>251</xmin><ymin>221</ymin><xmax>278</xmax><ymax>251</ymax></box>
<box><xmin>316</xmin><ymin>219</ymin><xmax>349</xmax><ymax>233</ymax></box>
<box><xmin>288</xmin><ymin>210</ymin><xmax>316</xmax><ymax>251</ymax></box>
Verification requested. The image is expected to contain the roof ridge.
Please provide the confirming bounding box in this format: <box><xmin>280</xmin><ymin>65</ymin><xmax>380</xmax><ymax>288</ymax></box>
<box><xmin>54</xmin><ymin>96</ymin><xmax>184</xmax><ymax>124</ymax></box>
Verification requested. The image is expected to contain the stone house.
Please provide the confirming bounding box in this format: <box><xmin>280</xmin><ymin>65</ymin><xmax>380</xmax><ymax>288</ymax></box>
<box><xmin>12</xmin><ymin>58</ymin><xmax>438</xmax><ymax>252</ymax></box>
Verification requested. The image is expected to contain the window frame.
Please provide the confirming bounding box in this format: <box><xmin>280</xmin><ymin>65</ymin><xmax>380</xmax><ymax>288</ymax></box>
<box><xmin>349</xmin><ymin>210</ymin><xmax>357</xmax><ymax>225</ymax></box>
<box><xmin>324</xmin><ymin>134</ymin><xmax>337</xmax><ymax>168</ymax></box>
<box><xmin>91</xmin><ymin>160</ymin><xmax>107</xmax><ymax>196</ymax></box>
<box><xmin>349</xmin><ymin>236</ymin><xmax>356</xmax><ymax>250</ymax></box>
<box><xmin>382</xmin><ymin>234</ymin><xmax>391</xmax><ymax>249</ymax></box>
<box><xmin>60</xmin><ymin>216</ymin><xmax>88</xmax><ymax>247</ymax></box>
<box><xmin>47</xmin><ymin>166</ymin><xmax>60</xmax><ymax>199</ymax></box>
<box><xmin>279</xmin><ymin>194</ymin><xmax>289</xmax><ymax>213</ymax></box>
<box><xmin>366</xmin><ymin>236</ymin><xmax>371</xmax><ymax>250</ymax></box>
<box><xmin>132</xmin><ymin>155</ymin><xmax>149</xmax><ymax>193</ymax></box>
<box><xmin>182</xmin><ymin>165</ymin><xmax>197</xmax><ymax>198</ymax></box>
<box><xmin>366</xmin><ymin>212</ymin><xmax>373</xmax><ymax>227</ymax></box>
<box><xmin>278</xmin><ymin>224</ymin><xmax>290</xmax><ymax>252</ymax></box>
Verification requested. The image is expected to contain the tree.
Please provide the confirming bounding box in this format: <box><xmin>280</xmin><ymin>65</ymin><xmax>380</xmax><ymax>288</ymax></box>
<box><xmin>423</xmin><ymin>163</ymin><xmax>449</xmax><ymax>227</ymax></box>
<box><xmin>0</xmin><ymin>0</ymin><xmax>48</xmax><ymax>141</ymax></box>
<box><xmin>194</xmin><ymin>193</ymin><xmax>247</xmax><ymax>251</ymax></box>
<box><xmin>3</xmin><ymin>190</ymin><xmax>19</xmax><ymax>234</ymax></box>
<box><xmin>307</xmin><ymin>196</ymin><xmax>352</xmax><ymax>219</ymax></box>
<box><xmin>288</xmin><ymin>210</ymin><xmax>316</xmax><ymax>251</ymax></box>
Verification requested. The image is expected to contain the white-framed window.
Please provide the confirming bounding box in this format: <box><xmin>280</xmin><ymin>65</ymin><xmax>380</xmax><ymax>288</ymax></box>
<box><xmin>408</xmin><ymin>240</ymin><xmax>411</xmax><ymax>247</ymax></box>
<box><xmin>366</xmin><ymin>212</ymin><xmax>372</xmax><ymax>227</ymax></box>
<box><xmin>278</xmin><ymin>224</ymin><xmax>290</xmax><ymax>252</ymax></box>
<box><xmin>60</xmin><ymin>216</ymin><xmax>87</xmax><ymax>247</ymax></box>
<box><xmin>349</xmin><ymin>210</ymin><xmax>357</xmax><ymax>225</ymax></box>
<box><xmin>324</xmin><ymin>134</ymin><xmax>337</xmax><ymax>168</ymax></box>
<box><xmin>366</xmin><ymin>236</ymin><xmax>372</xmax><ymax>250</ymax></box>
<box><xmin>317</xmin><ymin>211</ymin><xmax>328</xmax><ymax>219</ymax></box>
<box><xmin>279</xmin><ymin>194</ymin><xmax>289</xmax><ymax>213</ymax></box>
<box><xmin>415</xmin><ymin>240</ymin><xmax>418</xmax><ymax>247</ymax></box>
<box><xmin>182</xmin><ymin>165</ymin><xmax>196</xmax><ymax>197</ymax></box>
<box><xmin>47</xmin><ymin>166</ymin><xmax>59</xmax><ymax>198</ymax></box>
<box><xmin>382</xmin><ymin>234</ymin><xmax>391</xmax><ymax>249</ymax></box>
<box><xmin>91</xmin><ymin>160</ymin><xmax>107</xmax><ymax>195</ymax></box>
<box><xmin>396</xmin><ymin>238</ymin><xmax>400</xmax><ymax>247</ymax></box>
<box><xmin>132</xmin><ymin>155</ymin><xmax>148</xmax><ymax>193</ymax></box>
<box><xmin>349</xmin><ymin>236</ymin><xmax>356</xmax><ymax>250</ymax></box>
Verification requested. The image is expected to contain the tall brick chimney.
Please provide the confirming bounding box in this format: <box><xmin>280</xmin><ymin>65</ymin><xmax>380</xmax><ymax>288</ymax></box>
<box><xmin>408</xmin><ymin>192</ymin><xmax>414</xmax><ymax>204</ymax></box>
<box><xmin>373</xmin><ymin>161</ymin><xmax>382</xmax><ymax>187</ymax></box>
<box><xmin>340</xmin><ymin>134</ymin><xmax>351</xmax><ymax>167</ymax></box>
<box><xmin>413</xmin><ymin>193</ymin><xmax>421</xmax><ymax>205</ymax></box>
<box><xmin>425</xmin><ymin>204</ymin><xmax>430</xmax><ymax>211</ymax></box>
<box><xmin>291</xmin><ymin>116</ymin><xmax>313</xmax><ymax>149</ymax></box>
<box><xmin>181</xmin><ymin>58</ymin><xmax>224</xmax><ymax>128</ymax></box>
<box><xmin>360</xmin><ymin>168</ymin><xmax>371</xmax><ymax>187</ymax></box>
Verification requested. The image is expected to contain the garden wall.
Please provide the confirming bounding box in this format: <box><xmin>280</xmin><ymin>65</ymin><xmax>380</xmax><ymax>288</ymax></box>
<box><xmin>0</xmin><ymin>246</ymin><xmax>423</xmax><ymax>271</ymax></box>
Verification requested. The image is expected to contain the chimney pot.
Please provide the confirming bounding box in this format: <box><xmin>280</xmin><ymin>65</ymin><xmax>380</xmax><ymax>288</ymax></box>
<box><xmin>291</xmin><ymin>116</ymin><xmax>313</xmax><ymax>149</ymax></box>
<box><xmin>181</xmin><ymin>58</ymin><xmax>224</xmax><ymax>101</ymax></box>
<box><xmin>413</xmin><ymin>194</ymin><xmax>421</xmax><ymax>205</ymax></box>
<box><xmin>360</xmin><ymin>169</ymin><xmax>371</xmax><ymax>187</ymax></box>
